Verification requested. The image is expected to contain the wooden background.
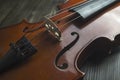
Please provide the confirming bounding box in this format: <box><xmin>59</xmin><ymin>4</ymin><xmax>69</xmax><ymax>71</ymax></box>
<box><xmin>0</xmin><ymin>0</ymin><xmax>120</xmax><ymax>80</ymax></box>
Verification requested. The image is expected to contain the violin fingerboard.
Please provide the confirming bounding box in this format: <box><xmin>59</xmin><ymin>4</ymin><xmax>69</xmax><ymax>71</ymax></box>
<box><xmin>72</xmin><ymin>0</ymin><xmax>117</xmax><ymax>19</ymax></box>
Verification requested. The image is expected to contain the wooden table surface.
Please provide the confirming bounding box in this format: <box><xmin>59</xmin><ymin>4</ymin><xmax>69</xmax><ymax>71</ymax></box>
<box><xmin>0</xmin><ymin>0</ymin><xmax>120</xmax><ymax>80</ymax></box>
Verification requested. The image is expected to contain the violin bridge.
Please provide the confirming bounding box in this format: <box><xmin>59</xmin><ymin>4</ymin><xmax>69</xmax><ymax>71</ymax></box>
<box><xmin>44</xmin><ymin>16</ymin><xmax>61</xmax><ymax>41</ymax></box>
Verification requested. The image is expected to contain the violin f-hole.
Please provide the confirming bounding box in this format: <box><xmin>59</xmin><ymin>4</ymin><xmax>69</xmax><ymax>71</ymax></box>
<box><xmin>55</xmin><ymin>32</ymin><xmax>79</xmax><ymax>69</ymax></box>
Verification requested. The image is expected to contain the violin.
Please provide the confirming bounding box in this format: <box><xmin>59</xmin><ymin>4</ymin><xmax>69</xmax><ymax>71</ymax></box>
<box><xmin>0</xmin><ymin>0</ymin><xmax>120</xmax><ymax>80</ymax></box>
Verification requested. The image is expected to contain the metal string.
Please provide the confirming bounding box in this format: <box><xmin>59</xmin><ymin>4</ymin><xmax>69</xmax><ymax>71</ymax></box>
<box><xmin>46</xmin><ymin>0</ymin><xmax>87</xmax><ymax>18</ymax></box>
<box><xmin>25</xmin><ymin>0</ymin><xmax>87</xmax><ymax>33</ymax></box>
<box><xmin>25</xmin><ymin>1</ymin><xmax>88</xmax><ymax>46</ymax></box>
<box><xmin>58</xmin><ymin>15</ymin><xmax>81</xmax><ymax>27</ymax></box>
<box><xmin>25</xmin><ymin>10</ymin><xmax>80</xmax><ymax>35</ymax></box>
<box><xmin>33</xmin><ymin>15</ymin><xmax>82</xmax><ymax>48</ymax></box>
<box><xmin>28</xmin><ymin>14</ymin><xmax>82</xmax><ymax>46</ymax></box>
<box><xmin>53</xmin><ymin>11</ymin><xmax>77</xmax><ymax>23</ymax></box>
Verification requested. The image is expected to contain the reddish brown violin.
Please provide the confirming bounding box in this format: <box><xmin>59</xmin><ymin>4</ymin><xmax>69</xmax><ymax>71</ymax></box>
<box><xmin>0</xmin><ymin>0</ymin><xmax>120</xmax><ymax>80</ymax></box>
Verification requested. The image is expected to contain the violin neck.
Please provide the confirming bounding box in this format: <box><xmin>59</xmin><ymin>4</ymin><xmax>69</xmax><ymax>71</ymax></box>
<box><xmin>72</xmin><ymin>0</ymin><xmax>118</xmax><ymax>19</ymax></box>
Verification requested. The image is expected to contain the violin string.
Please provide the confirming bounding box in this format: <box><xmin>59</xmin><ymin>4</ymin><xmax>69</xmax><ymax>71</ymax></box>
<box><xmin>25</xmin><ymin>24</ymin><xmax>44</xmax><ymax>41</ymax></box>
<box><xmin>48</xmin><ymin>0</ymin><xmax>91</xmax><ymax>23</ymax></box>
<box><xmin>58</xmin><ymin>15</ymin><xmax>82</xmax><ymax>27</ymax></box>
<box><xmin>27</xmin><ymin>1</ymin><xmax>87</xmax><ymax>45</ymax></box>
<box><xmin>29</xmin><ymin>15</ymin><xmax>82</xmax><ymax>48</ymax></box>
<box><xmin>54</xmin><ymin>11</ymin><xmax>77</xmax><ymax>23</ymax></box>
<box><xmin>32</xmin><ymin>16</ymin><xmax>81</xmax><ymax>48</ymax></box>
<box><xmin>26</xmin><ymin>23</ymin><xmax>44</xmax><ymax>34</ymax></box>
<box><xmin>26</xmin><ymin>1</ymin><xmax>85</xmax><ymax>33</ymax></box>
<box><xmin>25</xmin><ymin>11</ymin><xmax>77</xmax><ymax>34</ymax></box>
<box><xmin>25</xmin><ymin>11</ymin><xmax>78</xmax><ymax>38</ymax></box>
<box><xmin>26</xmin><ymin>11</ymin><xmax>80</xmax><ymax>41</ymax></box>
<box><xmin>25</xmin><ymin>0</ymin><xmax>86</xmax><ymax>32</ymax></box>
<box><xmin>48</xmin><ymin>2</ymin><xmax>86</xmax><ymax>23</ymax></box>
<box><xmin>46</xmin><ymin>0</ymin><xmax>86</xmax><ymax>18</ymax></box>
<box><xmin>47</xmin><ymin>8</ymin><xmax>78</xmax><ymax>23</ymax></box>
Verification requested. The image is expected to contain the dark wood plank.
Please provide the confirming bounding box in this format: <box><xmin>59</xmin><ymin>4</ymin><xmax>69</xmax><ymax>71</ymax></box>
<box><xmin>0</xmin><ymin>0</ymin><xmax>21</xmax><ymax>25</ymax></box>
<box><xmin>0</xmin><ymin>0</ymin><xmax>58</xmax><ymax>28</ymax></box>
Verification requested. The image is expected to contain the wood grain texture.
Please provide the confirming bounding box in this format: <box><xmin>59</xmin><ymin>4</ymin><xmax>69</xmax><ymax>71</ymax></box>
<box><xmin>0</xmin><ymin>0</ymin><xmax>120</xmax><ymax>80</ymax></box>
<box><xmin>0</xmin><ymin>0</ymin><xmax>60</xmax><ymax>28</ymax></box>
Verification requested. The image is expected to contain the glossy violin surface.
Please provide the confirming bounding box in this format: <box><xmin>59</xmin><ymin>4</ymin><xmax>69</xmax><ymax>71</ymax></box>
<box><xmin>0</xmin><ymin>0</ymin><xmax>120</xmax><ymax>80</ymax></box>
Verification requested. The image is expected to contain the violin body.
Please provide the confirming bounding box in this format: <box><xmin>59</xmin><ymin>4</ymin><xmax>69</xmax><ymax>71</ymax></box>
<box><xmin>0</xmin><ymin>0</ymin><xmax>120</xmax><ymax>80</ymax></box>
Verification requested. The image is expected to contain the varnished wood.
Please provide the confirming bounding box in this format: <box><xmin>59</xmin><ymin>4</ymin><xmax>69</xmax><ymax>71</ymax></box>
<box><xmin>0</xmin><ymin>0</ymin><xmax>120</xmax><ymax>80</ymax></box>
